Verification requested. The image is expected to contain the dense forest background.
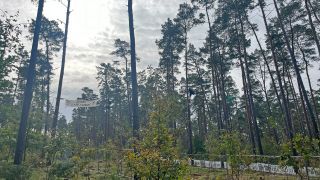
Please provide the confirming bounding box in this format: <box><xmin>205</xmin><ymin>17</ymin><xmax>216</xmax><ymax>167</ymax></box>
<box><xmin>0</xmin><ymin>0</ymin><xmax>320</xmax><ymax>179</ymax></box>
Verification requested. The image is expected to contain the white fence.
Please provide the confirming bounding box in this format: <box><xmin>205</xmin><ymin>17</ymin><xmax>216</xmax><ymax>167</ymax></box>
<box><xmin>192</xmin><ymin>160</ymin><xmax>320</xmax><ymax>177</ymax></box>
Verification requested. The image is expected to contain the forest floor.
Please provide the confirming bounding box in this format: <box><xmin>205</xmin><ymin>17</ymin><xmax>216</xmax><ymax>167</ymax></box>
<box><xmin>28</xmin><ymin>161</ymin><xmax>319</xmax><ymax>180</ymax></box>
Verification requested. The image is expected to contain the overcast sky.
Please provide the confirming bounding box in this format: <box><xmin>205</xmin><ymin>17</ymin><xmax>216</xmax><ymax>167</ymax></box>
<box><xmin>1</xmin><ymin>0</ymin><xmax>208</xmax><ymax>120</ymax></box>
<box><xmin>1</xmin><ymin>0</ymin><xmax>318</xmax><ymax>120</ymax></box>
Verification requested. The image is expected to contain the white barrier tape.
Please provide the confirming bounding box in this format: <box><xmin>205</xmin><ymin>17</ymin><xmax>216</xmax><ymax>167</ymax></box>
<box><xmin>191</xmin><ymin>160</ymin><xmax>320</xmax><ymax>177</ymax></box>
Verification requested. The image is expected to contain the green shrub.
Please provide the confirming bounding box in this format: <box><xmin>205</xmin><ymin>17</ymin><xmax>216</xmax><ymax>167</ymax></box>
<box><xmin>49</xmin><ymin>161</ymin><xmax>75</xmax><ymax>179</ymax></box>
<box><xmin>0</xmin><ymin>162</ymin><xmax>32</xmax><ymax>180</ymax></box>
<box><xmin>125</xmin><ymin>99</ymin><xmax>188</xmax><ymax>179</ymax></box>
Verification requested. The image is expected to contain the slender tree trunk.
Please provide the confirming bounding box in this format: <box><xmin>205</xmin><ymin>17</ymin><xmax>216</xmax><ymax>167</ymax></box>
<box><xmin>247</xmin><ymin>19</ymin><xmax>282</xmax><ymax>111</ymax></box>
<box><xmin>104</xmin><ymin>102</ymin><xmax>110</xmax><ymax>142</ymax></box>
<box><xmin>170</xmin><ymin>47</ymin><xmax>175</xmax><ymax>93</ymax></box>
<box><xmin>298</xmin><ymin>78</ymin><xmax>313</xmax><ymax>138</ymax></box>
<box><xmin>128</xmin><ymin>0</ymin><xmax>139</xmax><ymax>143</ymax></box>
<box><xmin>194</xmin><ymin>59</ymin><xmax>208</xmax><ymax>137</ymax></box>
<box><xmin>14</xmin><ymin>0</ymin><xmax>45</xmax><ymax>165</ymax></box>
<box><xmin>170</xmin><ymin>48</ymin><xmax>177</xmax><ymax>130</ymax></box>
<box><xmin>45</xmin><ymin>73</ymin><xmax>50</xmax><ymax>134</ymax></box>
<box><xmin>281</xmin><ymin>61</ymin><xmax>293</xmax><ymax>133</ymax></box>
<box><xmin>287</xmin><ymin>68</ymin><xmax>307</xmax><ymax>136</ymax></box>
<box><xmin>197</xmin><ymin>109</ymin><xmax>203</xmax><ymax>138</ymax></box>
<box><xmin>104</xmin><ymin>73</ymin><xmax>110</xmax><ymax>141</ymax></box>
<box><xmin>166</xmin><ymin>54</ymin><xmax>170</xmax><ymax>94</ymax></box>
<box><xmin>215</xmin><ymin>67</ymin><xmax>223</xmax><ymax>130</ymax></box>
<box><xmin>219</xmin><ymin>56</ymin><xmax>229</xmax><ymax>130</ymax></box>
<box><xmin>210</xmin><ymin>42</ymin><xmax>221</xmax><ymax>133</ymax></box>
<box><xmin>185</xmin><ymin>31</ymin><xmax>193</xmax><ymax>155</ymax></box>
<box><xmin>308</xmin><ymin>0</ymin><xmax>320</xmax><ymax>24</ymax></box>
<box><xmin>234</xmin><ymin>20</ymin><xmax>256</xmax><ymax>153</ymax></box>
<box><xmin>107</xmin><ymin>104</ymin><xmax>112</xmax><ymax>139</ymax></box>
<box><xmin>287</xmin><ymin>23</ymin><xmax>308</xmax><ymax>136</ymax></box>
<box><xmin>305</xmin><ymin>0</ymin><xmax>320</xmax><ymax>57</ymax></box>
<box><xmin>258</xmin><ymin>0</ymin><xmax>294</xmax><ymax>145</ymax></box>
<box><xmin>234</xmin><ymin>15</ymin><xmax>258</xmax><ymax>154</ymax></box>
<box><xmin>215</xmin><ymin>50</ymin><xmax>226</xmax><ymax>168</ymax></box>
<box><xmin>204</xmin><ymin>1</ymin><xmax>215</xmax><ymax>130</ymax></box>
<box><xmin>40</xmin><ymin>78</ymin><xmax>45</xmax><ymax>131</ymax></box>
<box><xmin>45</xmin><ymin>40</ymin><xmax>50</xmax><ymax>135</ymax></box>
<box><xmin>273</xmin><ymin>0</ymin><xmax>319</xmax><ymax>139</ymax></box>
<box><xmin>306</xmin><ymin>63</ymin><xmax>320</xmax><ymax>127</ymax></box>
<box><xmin>282</xmin><ymin>67</ymin><xmax>298</xmax><ymax>136</ymax></box>
<box><xmin>52</xmin><ymin>0</ymin><xmax>71</xmax><ymax>137</ymax></box>
<box><xmin>298</xmin><ymin>44</ymin><xmax>320</xmax><ymax>129</ymax></box>
<box><xmin>125</xmin><ymin>57</ymin><xmax>132</xmax><ymax>128</ymax></box>
<box><xmin>39</xmin><ymin>98</ymin><xmax>46</xmax><ymax>158</ymax></box>
<box><xmin>239</xmin><ymin>15</ymin><xmax>263</xmax><ymax>155</ymax></box>
<box><xmin>258</xmin><ymin>61</ymin><xmax>280</xmax><ymax>144</ymax></box>
<box><xmin>211</xmin><ymin>63</ymin><xmax>219</xmax><ymax>130</ymax></box>
<box><xmin>285</xmin><ymin>66</ymin><xmax>306</xmax><ymax>135</ymax></box>
<box><xmin>240</xmin><ymin>56</ymin><xmax>256</xmax><ymax>155</ymax></box>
